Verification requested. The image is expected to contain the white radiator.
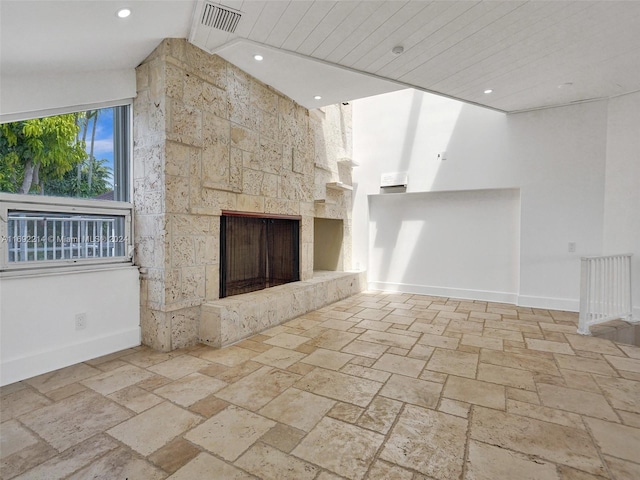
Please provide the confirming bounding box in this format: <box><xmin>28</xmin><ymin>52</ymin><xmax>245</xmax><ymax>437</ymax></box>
<box><xmin>578</xmin><ymin>254</ymin><xmax>633</xmax><ymax>335</ymax></box>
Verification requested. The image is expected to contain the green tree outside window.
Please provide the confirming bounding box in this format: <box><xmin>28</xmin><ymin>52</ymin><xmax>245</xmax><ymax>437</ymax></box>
<box><xmin>0</xmin><ymin>110</ymin><xmax>112</xmax><ymax>198</ymax></box>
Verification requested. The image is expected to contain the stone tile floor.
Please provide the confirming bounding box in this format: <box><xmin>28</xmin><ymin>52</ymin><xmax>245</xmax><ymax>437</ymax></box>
<box><xmin>2</xmin><ymin>292</ymin><xmax>640</xmax><ymax>479</ymax></box>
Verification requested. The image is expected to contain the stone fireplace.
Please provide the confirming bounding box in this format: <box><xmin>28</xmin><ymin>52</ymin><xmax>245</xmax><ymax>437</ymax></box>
<box><xmin>133</xmin><ymin>39</ymin><xmax>363</xmax><ymax>352</ymax></box>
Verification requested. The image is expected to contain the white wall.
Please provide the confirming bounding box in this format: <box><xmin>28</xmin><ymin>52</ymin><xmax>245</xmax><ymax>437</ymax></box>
<box><xmin>352</xmin><ymin>90</ymin><xmax>510</xmax><ymax>277</ymax></box>
<box><xmin>368</xmin><ymin>189</ymin><xmax>520</xmax><ymax>303</ymax></box>
<box><xmin>353</xmin><ymin>89</ymin><xmax>626</xmax><ymax>312</ymax></box>
<box><xmin>506</xmin><ymin>101</ymin><xmax>608</xmax><ymax>310</ymax></box>
<box><xmin>0</xmin><ymin>266</ymin><xmax>140</xmax><ymax>386</ymax></box>
<box><xmin>603</xmin><ymin>91</ymin><xmax>640</xmax><ymax>317</ymax></box>
<box><xmin>0</xmin><ymin>67</ymin><xmax>141</xmax><ymax>386</ymax></box>
<box><xmin>0</xmin><ymin>69</ymin><xmax>136</xmax><ymax>121</ymax></box>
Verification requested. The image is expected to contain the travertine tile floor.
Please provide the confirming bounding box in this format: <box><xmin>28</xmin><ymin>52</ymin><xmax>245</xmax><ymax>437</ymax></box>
<box><xmin>2</xmin><ymin>292</ymin><xmax>640</xmax><ymax>479</ymax></box>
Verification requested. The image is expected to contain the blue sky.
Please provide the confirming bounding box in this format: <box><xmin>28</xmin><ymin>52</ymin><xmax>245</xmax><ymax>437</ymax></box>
<box><xmin>86</xmin><ymin>108</ymin><xmax>114</xmax><ymax>187</ymax></box>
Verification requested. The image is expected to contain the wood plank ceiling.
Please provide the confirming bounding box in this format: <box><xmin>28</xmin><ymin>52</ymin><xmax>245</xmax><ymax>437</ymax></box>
<box><xmin>190</xmin><ymin>0</ymin><xmax>640</xmax><ymax>112</ymax></box>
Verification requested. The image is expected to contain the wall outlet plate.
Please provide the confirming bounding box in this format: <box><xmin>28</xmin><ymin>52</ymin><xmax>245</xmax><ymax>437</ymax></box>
<box><xmin>75</xmin><ymin>313</ymin><xmax>87</xmax><ymax>330</ymax></box>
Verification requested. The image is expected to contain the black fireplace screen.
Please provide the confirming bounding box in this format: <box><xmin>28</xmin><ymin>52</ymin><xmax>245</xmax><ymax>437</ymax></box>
<box><xmin>220</xmin><ymin>214</ymin><xmax>300</xmax><ymax>298</ymax></box>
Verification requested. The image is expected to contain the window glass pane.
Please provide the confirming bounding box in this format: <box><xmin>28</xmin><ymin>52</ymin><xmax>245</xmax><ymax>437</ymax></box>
<box><xmin>7</xmin><ymin>210</ymin><xmax>126</xmax><ymax>263</ymax></box>
<box><xmin>0</xmin><ymin>105</ymin><xmax>128</xmax><ymax>201</ymax></box>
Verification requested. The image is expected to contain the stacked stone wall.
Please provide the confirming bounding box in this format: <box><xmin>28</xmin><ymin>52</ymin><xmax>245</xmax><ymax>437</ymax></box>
<box><xmin>134</xmin><ymin>38</ymin><xmax>353</xmax><ymax>350</ymax></box>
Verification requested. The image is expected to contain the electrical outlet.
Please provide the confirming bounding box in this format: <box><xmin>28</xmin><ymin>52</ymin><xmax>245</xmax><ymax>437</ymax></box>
<box><xmin>568</xmin><ymin>242</ymin><xmax>576</xmax><ymax>253</ymax></box>
<box><xmin>75</xmin><ymin>313</ymin><xmax>87</xmax><ymax>330</ymax></box>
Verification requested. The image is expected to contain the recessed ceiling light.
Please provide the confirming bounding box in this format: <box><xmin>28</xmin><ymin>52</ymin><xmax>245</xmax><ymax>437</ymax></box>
<box><xmin>117</xmin><ymin>8</ymin><xmax>131</xmax><ymax>18</ymax></box>
<box><xmin>314</xmin><ymin>95</ymin><xmax>322</xmax><ymax>100</ymax></box>
<box><xmin>484</xmin><ymin>89</ymin><xmax>493</xmax><ymax>94</ymax></box>
<box><xmin>253</xmin><ymin>54</ymin><xmax>263</xmax><ymax>61</ymax></box>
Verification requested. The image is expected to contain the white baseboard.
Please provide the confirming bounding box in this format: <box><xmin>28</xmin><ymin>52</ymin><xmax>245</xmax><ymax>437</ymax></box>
<box><xmin>368</xmin><ymin>281</ymin><xmax>518</xmax><ymax>305</ymax></box>
<box><xmin>366</xmin><ymin>281</ymin><xmax>589</xmax><ymax>313</ymax></box>
<box><xmin>1</xmin><ymin>328</ymin><xmax>141</xmax><ymax>386</ymax></box>
<box><xmin>516</xmin><ymin>295</ymin><xmax>579</xmax><ymax>312</ymax></box>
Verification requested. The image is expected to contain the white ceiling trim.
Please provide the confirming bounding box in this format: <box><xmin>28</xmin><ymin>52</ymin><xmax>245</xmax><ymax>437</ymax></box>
<box><xmin>207</xmin><ymin>38</ymin><xmax>516</xmax><ymax>112</ymax></box>
<box><xmin>207</xmin><ymin>36</ymin><xmax>633</xmax><ymax>114</ymax></box>
<box><xmin>211</xmin><ymin>38</ymin><xmax>405</xmax><ymax>109</ymax></box>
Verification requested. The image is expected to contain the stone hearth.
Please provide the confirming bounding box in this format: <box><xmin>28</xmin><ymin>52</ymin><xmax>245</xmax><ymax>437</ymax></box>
<box><xmin>201</xmin><ymin>271</ymin><xmax>365</xmax><ymax>347</ymax></box>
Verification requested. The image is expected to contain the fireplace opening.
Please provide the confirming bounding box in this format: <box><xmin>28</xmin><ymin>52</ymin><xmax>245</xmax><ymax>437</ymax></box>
<box><xmin>219</xmin><ymin>212</ymin><xmax>300</xmax><ymax>298</ymax></box>
<box><xmin>313</xmin><ymin>218</ymin><xmax>344</xmax><ymax>271</ymax></box>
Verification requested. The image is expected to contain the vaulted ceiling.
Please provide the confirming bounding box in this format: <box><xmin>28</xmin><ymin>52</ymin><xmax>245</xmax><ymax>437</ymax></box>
<box><xmin>2</xmin><ymin>0</ymin><xmax>640</xmax><ymax>113</ymax></box>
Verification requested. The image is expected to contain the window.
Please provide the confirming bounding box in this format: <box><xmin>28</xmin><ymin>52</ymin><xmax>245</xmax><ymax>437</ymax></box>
<box><xmin>0</xmin><ymin>104</ymin><xmax>132</xmax><ymax>271</ymax></box>
<box><xmin>0</xmin><ymin>105</ymin><xmax>129</xmax><ymax>201</ymax></box>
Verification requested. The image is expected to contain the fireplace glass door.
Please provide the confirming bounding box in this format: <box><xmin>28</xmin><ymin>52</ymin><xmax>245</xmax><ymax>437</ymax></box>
<box><xmin>220</xmin><ymin>215</ymin><xmax>300</xmax><ymax>298</ymax></box>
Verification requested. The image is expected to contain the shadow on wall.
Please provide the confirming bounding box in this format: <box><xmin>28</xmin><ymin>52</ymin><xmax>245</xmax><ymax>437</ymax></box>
<box><xmin>368</xmin><ymin>96</ymin><xmax>518</xmax><ymax>299</ymax></box>
<box><xmin>368</xmin><ymin>189</ymin><xmax>520</xmax><ymax>300</ymax></box>
<box><xmin>372</xmin><ymin>90</ymin><xmax>425</xmax><ymax>281</ymax></box>
<box><xmin>362</xmin><ymin>90</ymin><xmax>620</xmax><ymax>308</ymax></box>
<box><xmin>427</xmin><ymin>103</ymin><xmax>506</xmax><ymax>193</ymax></box>
<box><xmin>372</xmin><ymin>92</ymin><xmax>465</xmax><ymax>284</ymax></box>
<box><xmin>391</xmin><ymin>90</ymin><xmax>423</xmax><ymax>191</ymax></box>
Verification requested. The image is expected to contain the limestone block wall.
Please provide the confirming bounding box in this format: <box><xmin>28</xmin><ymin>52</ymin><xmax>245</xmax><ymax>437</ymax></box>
<box><xmin>134</xmin><ymin>38</ymin><xmax>353</xmax><ymax>351</ymax></box>
<box><xmin>311</xmin><ymin>106</ymin><xmax>354</xmax><ymax>269</ymax></box>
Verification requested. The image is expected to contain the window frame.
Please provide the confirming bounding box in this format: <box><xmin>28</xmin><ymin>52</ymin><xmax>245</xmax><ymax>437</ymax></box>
<box><xmin>0</xmin><ymin>193</ymin><xmax>134</xmax><ymax>273</ymax></box>
<box><xmin>0</xmin><ymin>101</ymin><xmax>135</xmax><ymax>275</ymax></box>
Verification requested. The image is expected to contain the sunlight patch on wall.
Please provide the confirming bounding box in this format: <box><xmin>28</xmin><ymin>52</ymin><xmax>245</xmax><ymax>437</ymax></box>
<box><xmin>412</xmin><ymin>95</ymin><xmax>464</xmax><ymax>191</ymax></box>
<box><xmin>369</xmin><ymin>217</ymin><xmax>425</xmax><ymax>284</ymax></box>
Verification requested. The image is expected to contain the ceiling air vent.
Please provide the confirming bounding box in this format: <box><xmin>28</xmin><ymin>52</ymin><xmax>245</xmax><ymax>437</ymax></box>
<box><xmin>201</xmin><ymin>3</ymin><xmax>242</xmax><ymax>33</ymax></box>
